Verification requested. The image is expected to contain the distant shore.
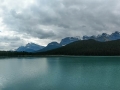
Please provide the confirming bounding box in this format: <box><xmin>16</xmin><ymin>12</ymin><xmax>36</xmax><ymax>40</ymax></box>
<box><xmin>0</xmin><ymin>55</ymin><xmax>120</xmax><ymax>59</ymax></box>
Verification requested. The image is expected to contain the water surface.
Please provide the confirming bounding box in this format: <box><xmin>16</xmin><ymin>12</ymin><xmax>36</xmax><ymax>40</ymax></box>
<box><xmin>0</xmin><ymin>56</ymin><xmax>120</xmax><ymax>90</ymax></box>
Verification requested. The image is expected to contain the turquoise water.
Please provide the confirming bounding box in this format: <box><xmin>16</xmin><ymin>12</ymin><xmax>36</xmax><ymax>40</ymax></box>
<box><xmin>0</xmin><ymin>56</ymin><xmax>120</xmax><ymax>90</ymax></box>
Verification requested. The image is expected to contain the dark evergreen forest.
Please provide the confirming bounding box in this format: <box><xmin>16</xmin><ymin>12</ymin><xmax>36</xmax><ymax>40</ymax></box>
<box><xmin>37</xmin><ymin>39</ymin><xmax>120</xmax><ymax>56</ymax></box>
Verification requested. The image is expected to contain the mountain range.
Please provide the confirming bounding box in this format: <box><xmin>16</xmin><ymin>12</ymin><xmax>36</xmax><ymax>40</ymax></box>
<box><xmin>83</xmin><ymin>31</ymin><xmax>120</xmax><ymax>42</ymax></box>
<box><xmin>16</xmin><ymin>31</ymin><xmax>120</xmax><ymax>52</ymax></box>
<box><xmin>16</xmin><ymin>37</ymin><xmax>80</xmax><ymax>52</ymax></box>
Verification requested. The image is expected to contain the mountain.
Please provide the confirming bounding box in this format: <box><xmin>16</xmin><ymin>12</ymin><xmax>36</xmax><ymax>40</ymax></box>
<box><xmin>38</xmin><ymin>42</ymin><xmax>62</xmax><ymax>52</ymax></box>
<box><xmin>96</xmin><ymin>33</ymin><xmax>110</xmax><ymax>41</ymax></box>
<box><xmin>60</xmin><ymin>37</ymin><xmax>81</xmax><ymax>46</ymax></box>
<box><xmin>37</xmin><ymin>39</ymin><xmax>120</xmax><ymax>56</ymax></box>
<box><xmin>16</xmin><ymin>43</ymin><xmax>45</xmax><ymax>52</ymax></box>
<box><xmin>109</xmin><ymin>31</ymin><xmax>120</xmax><ymax>40</ymax></box>
<box><xmin>83</xmin><ymin>31</ymin><xmax>120</xmax><ymax>42</ymax></box>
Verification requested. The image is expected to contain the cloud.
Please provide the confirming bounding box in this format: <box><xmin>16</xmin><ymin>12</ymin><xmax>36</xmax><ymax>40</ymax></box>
<box><xmin>0</xmin><ymin>0</ymin><xmax>120</xmax><ymax>50</ymax></box>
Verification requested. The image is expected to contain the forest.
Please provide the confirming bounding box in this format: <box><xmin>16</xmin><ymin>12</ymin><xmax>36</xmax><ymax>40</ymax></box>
<box><xmin>36</xmin><ymin>39</ymin><xmax>120</xmax><ymax>56</ymax></box>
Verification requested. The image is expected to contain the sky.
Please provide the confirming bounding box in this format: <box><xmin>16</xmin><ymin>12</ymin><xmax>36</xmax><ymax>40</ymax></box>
<box><xmin>0</xmin><ymin>0</ymin><xmax>120</xmax><ymax>50</ymax></box>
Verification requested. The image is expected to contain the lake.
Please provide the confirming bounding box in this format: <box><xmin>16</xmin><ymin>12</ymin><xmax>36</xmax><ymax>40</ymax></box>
<box><xmin>0</xmin><ymin>56</ymin><xmax>120</xmax><ymax>90</ymax></box>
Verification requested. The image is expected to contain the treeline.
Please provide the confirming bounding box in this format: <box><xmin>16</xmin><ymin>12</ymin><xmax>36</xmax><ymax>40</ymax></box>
<box><xmin>0</xmin><ymin>51</ymin><xmax>32</xmax><ymax>57</ymax></box>
<box><xmin>36</xmin><ymin>39</ymin><xmax>120</xmax><ymax>56</ymax></box>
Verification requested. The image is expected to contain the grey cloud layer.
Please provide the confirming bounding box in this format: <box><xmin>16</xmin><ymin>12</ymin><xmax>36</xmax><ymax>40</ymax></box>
<box><xmin>2</xmin><ymin>0</ymin><xmax>120</xmax><ymax>38</ymax></box>
<box><xmin>0</xmin><ymin>0</ymin><xmax>120</xmax><ymax>50</ymax></box>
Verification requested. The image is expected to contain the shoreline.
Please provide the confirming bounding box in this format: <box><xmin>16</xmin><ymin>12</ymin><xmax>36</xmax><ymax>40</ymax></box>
<box><xmin>0</xmin><ymin>55</ymin><xmax>120</xmax><ymax>59</ymax></box>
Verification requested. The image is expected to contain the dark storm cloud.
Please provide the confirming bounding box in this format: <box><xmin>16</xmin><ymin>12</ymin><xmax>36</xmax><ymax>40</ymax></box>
<box><xmin>1</xmin><ymin>0</ymin><xmax>120</xmax><ymax>39</ymax></box>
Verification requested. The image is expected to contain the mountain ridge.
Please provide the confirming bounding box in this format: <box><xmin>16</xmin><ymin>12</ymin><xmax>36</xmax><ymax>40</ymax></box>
<box><xmin>16</xmin><ymin>31</ymin><xmax>120</xmax><ymax>52</ymax></box>
<box><xmin>82</xmin><ymin>31</ymin><xmax>120</xmax><ymax>42</ymax></box>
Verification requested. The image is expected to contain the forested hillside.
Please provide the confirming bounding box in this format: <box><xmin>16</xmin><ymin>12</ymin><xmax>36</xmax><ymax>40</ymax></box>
<box><xmin>37</xmin><ymin>39</ymin><xmax>120</xmax><ymax>56</ymax></box>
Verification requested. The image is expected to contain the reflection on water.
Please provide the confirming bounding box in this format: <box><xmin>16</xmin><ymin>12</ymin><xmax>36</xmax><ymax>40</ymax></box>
<box><xmin>0</xmin><ymin>57</ymin><xmax>120</xmax><ymax>90</ymax></box>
